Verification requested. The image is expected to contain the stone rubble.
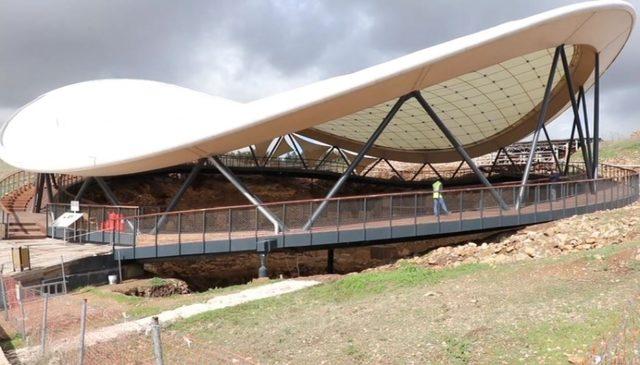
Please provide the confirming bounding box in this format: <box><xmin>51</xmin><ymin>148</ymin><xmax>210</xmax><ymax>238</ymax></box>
<box><xmin>370</xmin><ymin>202</ymin><xmax>640</xmax><ymax>270</ymax></box>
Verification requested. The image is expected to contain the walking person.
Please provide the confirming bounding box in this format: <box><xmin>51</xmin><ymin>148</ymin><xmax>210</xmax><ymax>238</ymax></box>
<box><xmin>432</xmin><ymin>179</ymin><xmax>450</xmax><ymax>216</ymax></box>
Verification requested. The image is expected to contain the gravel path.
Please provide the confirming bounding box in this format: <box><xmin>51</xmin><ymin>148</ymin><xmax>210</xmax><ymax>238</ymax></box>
<box><xmin>15</xmin><ymin>279</ymin><xmax>320</xmax><ymax>362</ymax></box>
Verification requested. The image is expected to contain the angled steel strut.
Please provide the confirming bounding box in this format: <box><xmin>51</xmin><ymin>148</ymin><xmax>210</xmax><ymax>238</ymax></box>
<box><xmin>208</xmin><ymin>156</ymin><xmax>284</xmax><ymax>233</ymax></box>
<box><xmin>152</xmin><ymin>159</ymin><xmax>205</xmax><ymax>234</ymax></box>
<box><xmin>302</xmin><ymin>94</ymin><xmax>411</xmax><ymax>231</ymax></box>
<box><xmin>413</xmin><ymin>91</ymin><xmax>509</xmax><ymax>210</ymax></box>
<box><xmin>516</xmin><ymin>46</ymin><xmax>561</xmax><ymax>210</ymax></box>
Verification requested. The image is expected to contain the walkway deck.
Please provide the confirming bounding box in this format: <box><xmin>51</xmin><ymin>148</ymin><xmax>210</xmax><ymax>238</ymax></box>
<box><xmin>102</xmin><ymin>173</ymin><xmax>638</xmax><ymax>260</ymax></box>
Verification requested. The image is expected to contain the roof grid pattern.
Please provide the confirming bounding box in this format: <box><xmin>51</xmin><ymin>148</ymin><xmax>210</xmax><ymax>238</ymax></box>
<box><xmin>313</xmin><ymin>45</ymin><xmax>575</xmax><ymax>150</ymax></box>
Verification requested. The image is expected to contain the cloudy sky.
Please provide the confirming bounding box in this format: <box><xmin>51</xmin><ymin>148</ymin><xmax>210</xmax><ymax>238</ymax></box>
<box><xmin>0</xmin><ymin>0</ymin><xmax>638</xmax><ymax>140</ymax></box>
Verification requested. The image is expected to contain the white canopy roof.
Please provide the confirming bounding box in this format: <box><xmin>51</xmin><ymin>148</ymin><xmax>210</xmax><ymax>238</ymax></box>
<box><xmin>0</xmin><ymin>0</ymin><xmax>635</xmax><ymax>176</ymax></box>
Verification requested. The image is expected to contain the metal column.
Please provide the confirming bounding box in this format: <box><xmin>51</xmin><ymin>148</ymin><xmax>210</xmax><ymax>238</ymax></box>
<box><xmin>563</xmin><ymin>109</ymin><xmax>578</xmax><ymax>175</ymax></box>
<box><xmin>592</xmin><ymin>52</ymin><xmax>600</xmax><ymax>177</ymax></box>
<box><xmin>413</xmin><ymin>91</ymin><xmax>509</xmax><ymax>210</ymax></box>
<box><xmin>153</xmin><ymin>159</ymin><xmax>205</xmax><ymax>233</ymax></box>
<box><xmin>303</xmin><ymin>94</ymin><xmax>411</xmax><ymax>230</ymax></box>
<box><xmin>208</xmin><ymin>156</ymin><xmax>284</xmax><ymax>233</ymax></box>
<box><xmin>33</xmin><ymin>174</ymin><xmax>45</xmax><ymax>213</ymax></box>
<box><xmin>560</xmin><ymin>46</ymin><xmax>593</xmax><ymax>180</ymax></box>
<box><xmin>516</xmin><ymin>46</ymin><xmax>561</xmax><ymax>210</ymax></box>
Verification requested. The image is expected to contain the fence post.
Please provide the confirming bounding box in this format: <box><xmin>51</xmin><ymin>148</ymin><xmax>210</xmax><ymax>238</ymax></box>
<box><xmin>60</xmin><ymin>256</ymin><xmax>68</xmax><ymax>294</ymax></box>
<box><xmin>117</xmin><ymin>250</ymin><xmax>123</xmax><ymax>283</ymax></box>
<box><xmin>40</xmin><ymin>294</ymin><xmax>49</xmax><ymax>355</ymax></box>
<box><xmin>0</xmin><ymin>264</ymin><xmax>7</xmax><ymax>320</ymax></box>
<box><xmin>18</xmin><ymin>285</ymin><xmax>26</xmax><ymax>341</ymax></box>
<box><xmin>151</xmin><ymin>316</ymin><xmax>164</xmax><ymax>365</ymax></box>
<box><xmin>78</xmin><ymin>299</ymin><xmax>87</xmax><ymax>365</ymax></box>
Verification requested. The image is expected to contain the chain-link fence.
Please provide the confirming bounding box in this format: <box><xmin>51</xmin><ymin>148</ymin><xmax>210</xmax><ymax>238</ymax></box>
<box><xmin>0</xmin><ymin>274</ymin><xmax>257</xmax><ymax>365</ymax></box>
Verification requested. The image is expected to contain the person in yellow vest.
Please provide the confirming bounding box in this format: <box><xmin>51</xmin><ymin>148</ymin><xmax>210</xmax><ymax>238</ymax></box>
<box><xmin>432</xmin><ymin>179</ymin><xmax>450</xmax><ymax>216</ymax></box>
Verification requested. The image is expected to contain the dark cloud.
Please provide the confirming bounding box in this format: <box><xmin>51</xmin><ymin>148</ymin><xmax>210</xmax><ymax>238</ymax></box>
<box><xmin>0</xmin><ymin>0</ymin><xmax>638</xmax><ymax>138</ymax></box>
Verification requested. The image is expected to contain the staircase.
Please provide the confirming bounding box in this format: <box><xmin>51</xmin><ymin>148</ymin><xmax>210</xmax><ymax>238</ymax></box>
<box><xmin>1</xmin><ymin>184</ymin><xmax>36</xmax><ymax>212</ymax></box>
<box><xmin>1</xmin><ymin>183</ymin><xmax>48</xmax><ymax>240</ymax></box>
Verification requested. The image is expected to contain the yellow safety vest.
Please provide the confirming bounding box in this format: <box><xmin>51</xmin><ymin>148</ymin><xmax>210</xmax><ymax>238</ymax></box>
<box><xmin>432</xmin><ymin>180</ymin><xmax>442</xmax><ymax>199</ymax></box>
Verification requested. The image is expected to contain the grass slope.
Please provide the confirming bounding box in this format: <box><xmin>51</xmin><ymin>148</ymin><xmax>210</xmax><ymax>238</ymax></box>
<box><xmin>165</xmin><ymin>242</ymin><xmax>640</xmax><ymax>364</ymax></box>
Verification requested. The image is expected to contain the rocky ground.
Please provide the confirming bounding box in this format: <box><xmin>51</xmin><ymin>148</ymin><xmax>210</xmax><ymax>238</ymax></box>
<box><xmin>369</xmin><ymin>202</ymin><xmax>640</xmax><ymax>272</ymax></box>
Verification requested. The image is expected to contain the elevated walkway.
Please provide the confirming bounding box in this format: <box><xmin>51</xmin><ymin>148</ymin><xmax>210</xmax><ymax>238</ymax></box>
<box><xmin>44</xmin><ymin>165</ymin><xmax>637</xmax><ymax>261</ymax></box>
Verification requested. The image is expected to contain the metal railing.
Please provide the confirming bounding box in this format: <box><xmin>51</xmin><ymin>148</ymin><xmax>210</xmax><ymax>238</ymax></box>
<box><xmin>213</xmin><ymin>154</ymin><xmax>559</xmax><ymax>181</ymax></box>
<box><xmin>100</xmin><ymin>164</ymin><xmax>638</xmax><ymax>260</ymax></box>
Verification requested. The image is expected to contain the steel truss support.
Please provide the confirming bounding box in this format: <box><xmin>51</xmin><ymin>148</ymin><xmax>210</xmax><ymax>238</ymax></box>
<box><xmin>44</xmin><ymin>174</ymin><xmax>54</xmax><ymax>204</ymax></box>
<box><xmin>541</xmin><ymin>125</ymin><xmax>562</xmax><ymax>173</ymax></box>
<box><xmin>336</xmin><ymin>148</ymin><xmax>352</xmax><ymax>167</ymax></box>
<box><xmin>314</xmin><ymin>146</ymin><xmax>335</xmax><ymax>171</ymax></box>
<box><xmin>361</xmin><ymin>158</ymin><xmax>382</xmax><ymax>177</ymax></box>
<box><xmin>410</xmin><ymin>163</ymin><xmax>427</xmax><ymax>181</ymax></box>
<box><xmin>383</xmin><ymin>159</ymin><xmax>404</xmax><ymax>181</ymax></box>
<box><xmin>263</xmin><ymin>136</ymin><xmax>283</xmax><ymax>166</ymax></box>
<box><xmin>563</xmin><ymin>103</ymin><xmax>579</xmax><ymax>175</ymax></box>
<box><xmin>413</xmin><ymin>91</ymin><xmax>509</xmax><ymax>210</ymax></box>
<box><xmin>579</xmin><ymin>87</ymin><xmax>593</xmax><ymax>166</ymax></box>
<box><xmin>208</xmin><ymin>156</ymin><xmax>284</xmax><ymax>233</ymax></box>
<box><xmin>501</xmin><ymin>148</ymin><xmax>519</xmax><ymax>172</ymax></box>
<box><xmin>427</xmin><ymin>163</ymin><xmax>444</xmax><ymax>181</ymax></box>
<box><xmin>303</xmin><ymin>94</ymin><xmax>411</xmax><ymax>231</ymax></box>
<box><xmin>152</xmin><ymin>159</ymin><xmax>205</xmax><ymax>233</ymax></box>
<box><xmin>449</xmin><ymin>161</ymin><xmax>465</xmax><ymax>181</ymax></box>
<box><xmin>74</xmin><ymin>177</ymin><xmax>94</xmax><ymax>201</ymax></box>
<box><xmin>33</xmin><ymin>174</ymin><xmax>45</xmax><ymax>213</ymax></box>
<box><xmin>560</xmin><ymin>46</ymin><xmax>593</xmax><ymax>181</ymax></box>
<box><xmin>487</xmin><ymin>148</ymin><xmax>503</xmax><ymax>178</ymax></box>
<box><xmin>94</xmin><ymin>177</ymin><xmax>122</xmax><ymax>206</ymax></box>
<box><xmin>516</xmin><ymin>46</ymin><xmax>561</xmax><ymax>210</ymax></box>
<box><xmin>249</xmin><ymin>145</ymin><xmax>260</xmax><ymax>167</ymax></box>
<box><xmin>287</xmin><ymin>135</ymin><xmax>307</xmax><ymax>169</ymax></box>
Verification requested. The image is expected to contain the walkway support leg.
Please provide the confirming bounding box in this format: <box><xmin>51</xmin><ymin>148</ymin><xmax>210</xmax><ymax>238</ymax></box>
<box><xmin>303</xmin><ymin>94</ymin><xmax>411</xmax><ymax>231</ymax></box>
<box><xmin>327</xmin><ymin>248</ymin><xmax>334</xmax><ymax>274</ymax></box>
<box><xmin>152</xmin><ymin>159</ymin><xmax>205</xmax><ymax>233</ymax></box>
<box><xmin>413</xmin><ymin>91</ymin><xmax>509</xmax><ymax>210</ymax></box>
<box><xmin>516</xmin><ymin>46</ymin><xmax>561</xmax><ymax>210</ymax></box>
<box><xmin>208</xmin><ymin>156</ymin><xmax>284</xmax><ymax>233</ymax></box>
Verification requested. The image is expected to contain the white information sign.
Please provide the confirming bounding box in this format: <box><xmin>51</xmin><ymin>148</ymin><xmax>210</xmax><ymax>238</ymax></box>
<box><xmin>52</xmin><ymin>212</ymin><xmax>84</xmax><ymax>228</ymax></box>
<box><xmin>70</xmin><ymin>200</ymin><xmax>80</xmax><ymax>212</ymax></box>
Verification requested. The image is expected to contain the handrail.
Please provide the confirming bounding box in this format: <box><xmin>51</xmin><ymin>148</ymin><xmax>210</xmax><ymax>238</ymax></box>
<box><xmin>125</xmin><ymin>162</ymin><xmax>602</xmax><ymax>220</ymax></box>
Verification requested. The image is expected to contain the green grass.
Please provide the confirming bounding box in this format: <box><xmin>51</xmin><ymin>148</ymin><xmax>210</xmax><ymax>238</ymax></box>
<box><xmin>76</xmin><ymin>286</ymin><xmax>143</xmax><ymax>305</ymax></box>
<box><xmin>515</xmin><ymin>308</ymin><xmax>622</xmax><ymax>363</ymax></box>
<box><xmin>598</xmin><ymin>139</ymin><xmax>640</xmax><ymax>161</ymax></box>
<box><xmin>0</xmin><ymin>334</ymin><xmax>24</xmax><ymax>350</ymax></box>
<box><xmin>310</xmin><ymin>262</ymin><xmax>488</xmax><ymax>301</ymax></box>
<box><xmin>149</xmin><ymin>277</ymin><xmax>168</xmax><ymax>287</ymax></box>
<box><xmin>443</xmin><ymin>336</ymin><xmax>472</xmax><ymax>365</ymax></box>
<box><xmin>170</xmin><ymin>262</ymin><xmax>489</xmax><ymax>332</ymax></box>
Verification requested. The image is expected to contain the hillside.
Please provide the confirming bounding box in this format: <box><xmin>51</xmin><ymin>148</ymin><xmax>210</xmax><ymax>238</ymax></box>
<box><xmin>598</xmin><ymin>139</ymin><xmax>640</xmax><ymax>166</ymax></box>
